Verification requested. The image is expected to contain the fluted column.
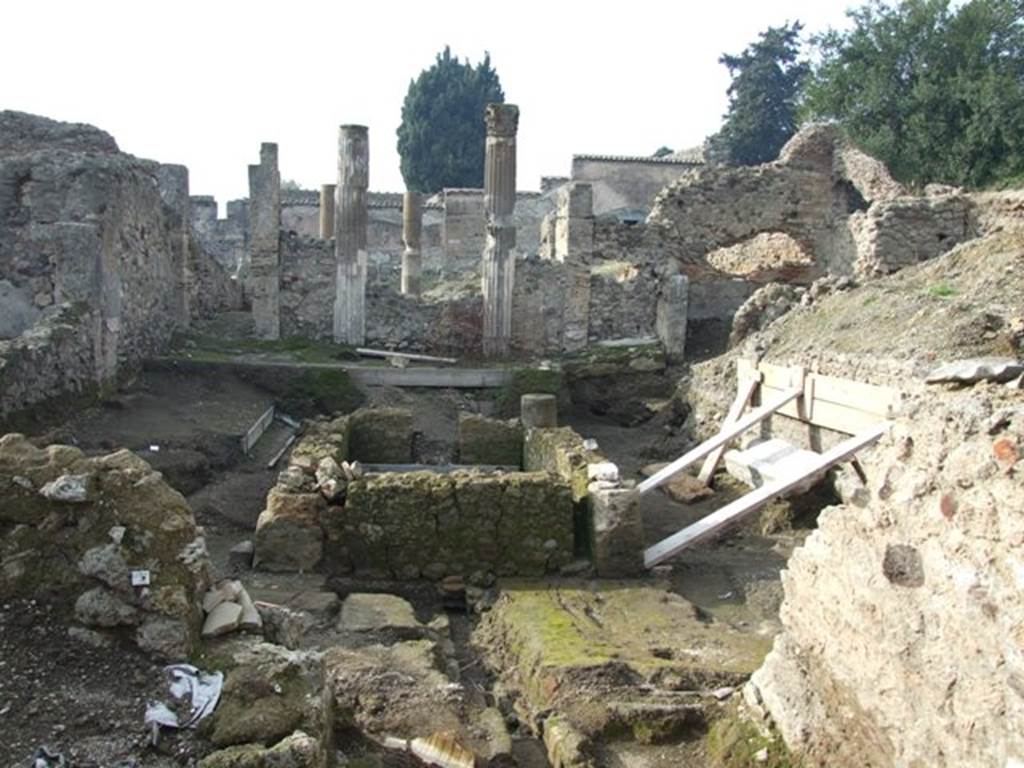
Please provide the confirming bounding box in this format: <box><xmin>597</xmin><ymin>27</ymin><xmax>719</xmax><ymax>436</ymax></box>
<box><xmin>319</xmin><ymin>184</ymin><xmax>336</xmax><ymax>239</ymax></box>
<box><xmin>401</xmin><ymin>190</ymin><xmax>423</xmax><ymax>296</ymax></box>
<box><xmin>333</xmin><ymin>125</ymin><xmax>368</xmax><ymax>345</ymax></box>
<box><xmin>248</xmin><ymin>143</ymin><xmax>280</xmax><ymax>340</ymax></box>
<box><xmin>481</xmin><ymin>103</ymin><xmax>519</xmax><ymax>358</ymax></box>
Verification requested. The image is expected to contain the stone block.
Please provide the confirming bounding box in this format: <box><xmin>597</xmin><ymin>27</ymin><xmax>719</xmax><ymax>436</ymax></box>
<box><xmin>254</xmin><ymin>489</ymin><xmax>325</xmax><ymax>573</ymax></box>
<box><xmin>520</xmin><ymin>393</ymin><xmax>558</xmax><ymax>428</ymax></box>
<box><xmin>458</xmin><ymin>413</ymin><xmax>523</xmax><ymax>466</ymax></box>
<box><xmin>349</xmin><ymin>407</ymin><xmax>413</xmax><ymax>463</ymax></box>
<box><xmin>656</xmin><ymin>274</ymin><xmax>689</xmax><ymax>364</ymax></box>
<box><xmin>589</xmin><ymin>486</ymin><xmax>645</xmax><ymax>577</ymax></box>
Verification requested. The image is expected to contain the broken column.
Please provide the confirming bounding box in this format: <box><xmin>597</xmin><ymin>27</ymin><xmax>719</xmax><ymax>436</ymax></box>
<box><xmin>521</xmin><ymin>393</ymin><xmax>557</xmax><ymax>428</ymax></box>
<box><xmin>248</xmin><ymin>143</ymin><xmax>281</xmax><ymax>340</ymax></box>
<box><xmin>656</xmin><ymin>273</ymin><xmax>689</xmax><ymax>363</ymax></box>
<box><xmin>319</xmin><ymin>183</ymin><xmax>336</xmax><ymax>239</ymax></box>
<box><xmin>401</xmin><ymin>190</ymin><xmax>423</xmax><ymax>296</ymax></box>
<box><xmin>554</xmin><ymin>182</ymin><xmax>594</xmax><ymax>352</ymax></box>
<box><xmin>481</xmin><ymin>103</ymin><xmax>519</xmax><ymax>358</ymax></box>
<box><xmin>333</xmin><ymin>125</ymin><xmax>368</xmax><ymax>345</ymax></box>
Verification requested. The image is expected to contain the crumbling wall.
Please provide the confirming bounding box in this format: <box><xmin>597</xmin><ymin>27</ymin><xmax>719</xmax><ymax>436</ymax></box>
<box><xmin>190</xmin><ymin>196</ymin><xmax>247</xmax><ymax>274</ymax></box>
<box><xmin>0</xmin><ymin>111</ymin><xmax>187</xmax><ymax>421</ymax></box>
<box><xmin>0</xmin><ymin>434</ymin><xmax>210</xmax><ymax>658</ymax></box>
<box><xmin>748</xmin><ymin>388</ymin><xmax>1024</xmax><ymax>768</ymax></box>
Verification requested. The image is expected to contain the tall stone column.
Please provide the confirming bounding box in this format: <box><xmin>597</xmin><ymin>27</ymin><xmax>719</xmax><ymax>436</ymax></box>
<box><xmin>401</xmin><ymin>190</ymin><xmax>423</xmax><ymax>296</ymax></box>
<box><xmin>319</xmin><ymin>184</ymin><xmax>336</xmax><ymax>239</ymax></box>
<box><xmin>333</xmin><ymin>125</ymin><xmax>368</xmax><ymax>345</ymax></box>
<box><xmin>248</xmin><ymin>143</ymin><xmax>281</xmax><ymax>340</ymax></box>
<box><xmin>155</xmin><ymin>164</ymin><xmax>192</xmax><ymax>330</ymax></box>
<box><xmin>481</xmin><ymin>103</ymin><xmax>519</xmax><ymax>358</ymax></box>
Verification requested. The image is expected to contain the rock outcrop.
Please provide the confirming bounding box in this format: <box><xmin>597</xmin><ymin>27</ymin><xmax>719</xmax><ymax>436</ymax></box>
<box><xmin>0</xmin><ymin>434</ymin><xmax>210</xmax><ymax>657</ymax></box>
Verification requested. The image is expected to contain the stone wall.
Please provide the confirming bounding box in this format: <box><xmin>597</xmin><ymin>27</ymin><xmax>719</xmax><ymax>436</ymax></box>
<box><xmin>0</xmin><ymin>111</ymin><xmax>195</xmax><ymax>421</ymax></box>
<box><xmin>190</xmin><ymin>196</ymin><xmax>248</xmax><ymax>275</ymax></box>
<box><xmin>747</xmin><ymin>387</ymin><xmax>1024</xmax><ymax>768</ymax></box>
<box><xmin>571</xmin><ymin>155</ymin><xmax>703</xmax><ymax>217</ymax></box>
<box><xmin>254</xmin><ymin>410</ymin><xmax>575</xmax><ymax>578</ymax></box>
<box><xmin>279</xmin><ymin>234</ymin><xmax>482</xmax><ymax>354</ymax></box>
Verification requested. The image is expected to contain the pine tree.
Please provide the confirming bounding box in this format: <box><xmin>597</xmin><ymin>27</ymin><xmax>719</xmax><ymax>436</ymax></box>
<box><xmin>709</xmin><ymin>23</ymin><xmax>809</xmax><ymax>166</ymax></box>
<box><xmin>396</xmin><ymin>47</ymin><xmax>505</xmax><ymax>193</ymax></box>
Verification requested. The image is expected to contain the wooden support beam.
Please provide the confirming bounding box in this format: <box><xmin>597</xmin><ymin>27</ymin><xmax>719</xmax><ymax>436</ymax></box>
<box><xmin>644</xmin><ymin>422</ymin><xmax>889</xmax><ymax>568</ymax></box>
<box><xmin>698</xmin><ymin>376</ymin><xmax>759</xmax><ymax>485</ymax></box>
<box><xmin>637</xmin><ymin>388</ymin><xmax>801</xmax><ymax>496</ymax></box>
<box><xmin>356</xmin><ymin>347</ymin><xmax>457</xmax><ymax>365</ymax></box>
<box><xmin>241</xmin><ymin>405</ymin><xmax>275</xmax><ymax>454</ymax></box>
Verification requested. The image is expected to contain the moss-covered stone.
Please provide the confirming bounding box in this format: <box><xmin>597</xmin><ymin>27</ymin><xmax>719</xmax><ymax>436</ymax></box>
<box><xmin>457</xmin><ymin>413</ymin><xmax>523</xmax><ymax>466</ymax></box>
<box><xmin>706</xmin><ymin>708</ymin><xmax>802</xmax><ymax>768</ymax></box>
<box><xmin>474</xmin><ymin>580</ymin><xmax>772</xmax><ymax>744</ymax></box>
<box><xmin>322</xmin><ymin>470</ymin><xmax>573</xmax><ymax>579</ymax></box>
<box><xmin>209</xmin><ymin>646</ymin><xmax>324</xmax><ymax>749</ymax></box>
<box><xmin>348</xmin><ymin>407</ymin><xmax>413</xmax><ymax>463</ymax></box>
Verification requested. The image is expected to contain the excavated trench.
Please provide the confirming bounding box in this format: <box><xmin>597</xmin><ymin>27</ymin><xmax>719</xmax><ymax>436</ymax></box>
<box><xmin>10</xmin><ymin>359</ymin><xmax>843</xmax><ymax>767</ymax></box>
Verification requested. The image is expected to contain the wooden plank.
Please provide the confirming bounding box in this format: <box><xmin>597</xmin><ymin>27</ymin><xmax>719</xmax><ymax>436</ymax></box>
<box><xmin>741</xmin><ymin>358</ymin><xmax>902</xmax><ymax>434</ymax></box>
<box><xmin>697</xmin><ymin>377</ymin><xmax>759</xmax><ymax>485</ymax></box>
<box><xmin>356</xmin><ymin>347</ymin><xmax>458</xmax><ymax>365</ymax></box>
<box><xmin>241</xmin><ymin>405</ymin><xmax>275</xmax><ymax>454</ymax></box>
<box><xmin>266</xmin><ymin>432</ymin><xmax>297</xmax><ymax>469</ymax></box>
<box><xmin>637</xmin><ymin>388</ymin><xmax>801</xmax><ymax>496</ymax></box>
<box><xmin>346</xmin><ymin>367</ymin><xmax>512</xmax><ymax>388</ymax></box>
<box><xmin>644</xmin><ymin>422</ymin><xmax>890</xmax><ymax>568</ymax></box>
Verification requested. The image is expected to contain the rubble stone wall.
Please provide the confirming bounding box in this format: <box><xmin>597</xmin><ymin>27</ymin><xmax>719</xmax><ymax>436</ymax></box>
<box><xmin>0</xmin><ymin>435</ymin><xmax>210</xmax><ymax>659</ymax></box>
<box><xmin>0</xmin><ymin>111</ymin><xmax>195</xmax><ymax>421</ymax></box>
<box><xmin>255</xmin><ymin>411</ymin><xmax>575</xmax><ymax>579</ymax></box>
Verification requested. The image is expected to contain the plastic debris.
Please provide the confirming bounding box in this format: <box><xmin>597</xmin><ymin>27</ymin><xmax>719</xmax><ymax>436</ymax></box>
<box><xmin>32</xmin><ymin>747</ymin><xmax>66</xmax><ymax>768</ymax></box>
<box><xmin>144</xmin><ymin>664</ymin><xmax>223</xmax><ymax>744</ymax></box>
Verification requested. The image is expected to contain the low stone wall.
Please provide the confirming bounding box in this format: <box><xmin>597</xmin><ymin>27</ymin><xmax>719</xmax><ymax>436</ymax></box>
<box><xmin>327</xmin><ymin>471</ymin><xmax>574</xmax><ymax>579</ymax></box>
<box><xmin>255</xmin><ymin>408</ymin><xmax>574</xmax><ymax>578</ymax></box>
<box><xmin>523</xmin><ymin>424</ymin><xmax>644</xmax><ymax>574</ymax></box>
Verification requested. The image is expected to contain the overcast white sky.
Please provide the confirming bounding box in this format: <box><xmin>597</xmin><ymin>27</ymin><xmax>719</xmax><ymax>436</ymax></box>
<box><xmin>3</xmin><ymin>1</ymin><xmax>855</xmax><ymax>209</ymax></box>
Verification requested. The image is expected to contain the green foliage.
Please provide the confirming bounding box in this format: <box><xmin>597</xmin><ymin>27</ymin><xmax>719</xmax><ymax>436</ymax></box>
<box><xmin>709</xmin><ymin>22</ymin><xmax>809</xmax><ymax>166</ymax></box>
<box><xmin>280</xmin><ymin>179</ymin><xmax>301</xmax><ymax>191</ymax></box>
<box><xmin>803</xmin><ymin>0</ymin><xmax>1024</xmax><ymax>188</ymax></box>
<box><xmin>652</xmin><ymin>146</ymin><xmax>675</xmax><ymax>157</ymax></box>
<box><xmin>396</xmin><ymin>46</ymin><xmax>505</xmax><ymax>193</ymax></box>
<box><xmin>928</xmin><ymin>281</ymin><xmax>957</xmax><ymax>298</ymax></box>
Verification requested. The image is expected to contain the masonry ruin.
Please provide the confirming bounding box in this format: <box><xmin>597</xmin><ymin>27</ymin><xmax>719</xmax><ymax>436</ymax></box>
<box><xmin>1</xmin><ymin>105</ymin><xmax>1022</xmax><ymax>768</ymax></box>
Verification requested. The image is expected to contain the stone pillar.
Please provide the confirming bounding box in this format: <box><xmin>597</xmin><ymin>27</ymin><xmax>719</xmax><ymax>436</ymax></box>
<box><xmin>247</xmin><ymin>143</ymin><xmax>281</xmax><ymax>340</ymax></box>
<box><xmin>155</xmin><ymin>164</ymin><xmax>192</xmax><ymax>330</ymax></box>
<box><xmin>401</xmin><ymin>190</ymin><xmax>423</xmax><ymax>296</ymax></box>
<box><xmin>521</xmin><ymin>393</ymin><xmax>557</xmax><ymax>428</ymax></box>
<box><xmin>319</xmin><ymin>184</ymin><xmax>336</xmax><ymax>239</ymax></box>
<box><xmin>589</xmin><ymin>486</ymin><xmax>645</xmax><ymax>576</ymax></box>
<box><xmin>554</xmin><ymin>182</ymin><xmax>594</xmax><ymax>352</ymax></box>
<box><xmin>656</xmin><ymin>273</ymin><xmax>689</xmax><ymax>363</ymax></box>
<box><xmin>333</xmin><ymin>125</ymin><xmax>368</xmax><ymax>345</ymax></box>
<box><xmin>481</xmin><ymin>103</ymin><xmax>519</xmax><ymax>358</ymax></box>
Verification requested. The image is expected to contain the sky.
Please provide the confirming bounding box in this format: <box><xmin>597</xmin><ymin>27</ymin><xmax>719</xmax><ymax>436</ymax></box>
<box><xmin>3</xmin><ymin>1</ymin><xmax>856</xmax><ymax>211</ymax></box>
